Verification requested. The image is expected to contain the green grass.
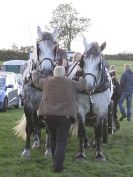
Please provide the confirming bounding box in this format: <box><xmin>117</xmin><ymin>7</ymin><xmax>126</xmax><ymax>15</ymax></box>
<box><xmin>1</xmin><ymin>60</ymin><xmax>133</xmax><ymax>177</ymax></box>
<box><xmin>1</xmin><ymin>108</ymin><xmax>133</xmax><ymax>177</ymax></box>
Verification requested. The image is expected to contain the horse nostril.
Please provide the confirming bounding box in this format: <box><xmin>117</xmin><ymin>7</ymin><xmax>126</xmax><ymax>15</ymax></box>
<box><xmin>88</xmin><ymin>86</ymin><xmax>94</xmax><ymax>92</ymax></box>
<box><xmin>40</xmin><ymin>68</ymin><xmax>46</xmax><ymax>74</ymax></box>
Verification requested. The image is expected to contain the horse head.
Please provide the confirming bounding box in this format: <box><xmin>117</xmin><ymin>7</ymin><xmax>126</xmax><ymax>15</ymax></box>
<box><xmin>80</xmin><ymin>36</ymin><xmax>107</xmax><ymax>93</ymax></box>
<box><xmin>35</xmin><ymin>26</ymin><xmax>58</xmax><ymax>75</ymax></box>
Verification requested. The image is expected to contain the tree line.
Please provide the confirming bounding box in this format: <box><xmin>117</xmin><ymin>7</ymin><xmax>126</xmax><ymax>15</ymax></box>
<box><xmin>104</xmin><ymin>53</ymin><xmax>133</xmax><ymax>61</ymax></box>
<box><xmin>0</xmin><ymin>45</ymin><xmax>33</xmax><ymax>62</ymax></box>
<box><xmin>0</xmin><ymin>3</ymin><xmax>132</xmax><ymax>62</ymax></box>
<box><xmin>0</xmin><ymin>48</ymin><xmax>133</xmax><ymax>62</ymax></box>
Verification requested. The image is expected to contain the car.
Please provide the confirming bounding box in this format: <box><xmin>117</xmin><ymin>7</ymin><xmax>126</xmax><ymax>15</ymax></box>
<box><xmin>15</xmin><ymin>74</ymin><xmax>24</xmax><ymax>106</ymax></box>
<box><xmin>0</xmin><ymin>71</ymin><xmax>21</xmax><ymax>111</ymax></box>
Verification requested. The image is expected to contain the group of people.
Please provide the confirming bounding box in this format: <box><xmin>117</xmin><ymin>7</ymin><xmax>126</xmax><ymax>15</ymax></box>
<box><xmin>31</xmin><ymin>42</ymin><xmax>133</xmax><ymax>172</ymax></box>
<box><xmin>109</xmin><ymin>63</ymin><xmax>133</xmax><ymax>124</ymax></box>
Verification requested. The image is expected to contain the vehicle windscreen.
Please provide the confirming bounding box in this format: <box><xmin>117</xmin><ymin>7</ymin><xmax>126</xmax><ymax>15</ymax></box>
<box><xmin>4</xmin><ymin>65</ymin><xmax>21</xmax><ymax>73</ymax></box>
<box><xmin>0</xmin><ymin>76</ymin><xmax>6</xmax><ymax>87</ymax></box>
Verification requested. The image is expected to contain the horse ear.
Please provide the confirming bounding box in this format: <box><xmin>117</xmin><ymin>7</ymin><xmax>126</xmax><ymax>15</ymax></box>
<box><xmin>100</xmin><ymin>42</ymin><xmax>106</xmax><ymax>52</ymax></box>
<box><xmin>52</xmin><ymin>27</ymin><xmax>58</xmax><ymax>41</ymax></box>
<box><xmin>37</xmin><ymin>26</ymin><xmax>43</xmax><ymax>40</ymax></box>
<box><xmin>83</xmin><ymin>36</ymin><xmax>89</xmax><ymax>51</ymax></box>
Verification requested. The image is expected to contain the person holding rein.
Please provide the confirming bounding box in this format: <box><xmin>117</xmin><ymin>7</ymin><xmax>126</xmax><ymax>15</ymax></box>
<box><xmin>32</xmin><ymin>66</ymin><xmax>87</xmax><ymax>172</ymax></box>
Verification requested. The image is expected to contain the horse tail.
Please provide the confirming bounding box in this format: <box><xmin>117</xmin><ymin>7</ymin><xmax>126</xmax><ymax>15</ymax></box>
<box><xmin>13</xmin><ymin>114</ymin><xmax>26</xmax><ymax>141</ymax></box>
<box><xmin>69</xmin><ymin>120</ymin><xmax>79</xmax><ymax>137</ymax></box>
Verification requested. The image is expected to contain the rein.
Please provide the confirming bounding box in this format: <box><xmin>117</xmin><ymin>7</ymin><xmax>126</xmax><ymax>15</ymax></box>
<box><xmin>67</xmin><ymin>60</ymin><xmax>80</xmax><ymax>77</ymax></box>
<box><xmin>36</xmin><ymin>37</ymin><xmax>56</xmax><ymax>70</ymax></box>
<box><xmin>84</xmin><ymin>73</ymin><xmax>97</xmax><ymax>83</ymax></box>
<box><xmin>82</xmin><ymin>56</ymin><xmax>102</xmax><ymax>93</ymax></box>
<box><xmin>82</xmin><ymin>53</ymin><xmax>110</xmax><ymax>94</ymax></box>
<box><xmin>94</xmin><ymin>62</ymin><xmax>110</xmax><ymax>93</ymax></box>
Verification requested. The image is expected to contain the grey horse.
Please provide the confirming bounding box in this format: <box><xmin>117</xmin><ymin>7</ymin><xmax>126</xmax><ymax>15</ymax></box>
<box><xmin>14</xmin><ymin>26</ymin><xmax>58</xmax><ymax>159</ymax></box>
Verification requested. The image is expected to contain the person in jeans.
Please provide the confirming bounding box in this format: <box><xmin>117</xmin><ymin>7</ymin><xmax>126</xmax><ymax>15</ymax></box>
<box><xmin>32</xmin><ymin>66</ymin><xmax>87</xmax><ymax>172</ymax></box>
<box><xmin>119</xmin><ymin>64</ymin><xmax>133</xmax><ymax>121</ymax></box>
<box><xmin>109</xmin><ymin>65</ymin><xmax>121</xmax><ymax>129</ymax></box>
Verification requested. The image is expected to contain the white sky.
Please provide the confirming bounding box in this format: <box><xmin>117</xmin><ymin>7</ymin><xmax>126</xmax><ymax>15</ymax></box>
<box><xmin>0</xmin><ymin>0</ymin><xmax>133</xmax><ymax>54</ymax></box>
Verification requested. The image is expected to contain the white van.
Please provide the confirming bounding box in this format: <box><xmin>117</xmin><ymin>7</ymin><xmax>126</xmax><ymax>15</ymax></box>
<box><xmin>1</xmin><ymin>60</ymin><xmax>26</xmax><ymax>74</ymax></box>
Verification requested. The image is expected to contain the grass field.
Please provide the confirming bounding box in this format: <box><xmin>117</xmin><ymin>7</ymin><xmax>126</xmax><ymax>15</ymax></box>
<box><xmin>108</xmin><ymin>59</ymin><xmax>133</xmax><ymax>78</ymax></box>
<box><xmin>0</xmin><ymin>60</ymin><xmax>133</xmax><ymax>177</ymax></box>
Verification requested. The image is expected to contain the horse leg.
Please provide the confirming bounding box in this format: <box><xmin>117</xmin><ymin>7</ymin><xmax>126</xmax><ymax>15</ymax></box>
<box><xmin>94</xmin><ymin>120</ymin><xmax>105</xmax><ymax>161</ymax></box>
<box><xmin>32</xmin><ymin>112</ymin><xmax>41</xmax><ymax>149</ymax></box>
<box><xmin>32</xmin><ymin>127</ymin><xmax>41</xmax><ymax>149</ymax></box>
<box><xmin>44</xmin><ymin>126</ymin><xmax>51</xmax><ymax>156</ymax></box>
<box><xmin>91</xmin><ymin>136</ymin><xmax>96</xmax><ymax>148</ymax></box>
<box><xmin>84</xmin><ymin>136</ymin><xmax>90</xmax><ymax>148</ymax></box>
<box><xmin>108</xmin><ymin>101</ymin><xmax>113</xmax><ymax>134</ymax></box>
<box><xmin>84</xmin><ymin>116</ymin><xmax>92</xmax><ymax>148</ymax></box>
<box><xmin>21</xmin><ymin>111</ymin><xmax>32</xmax><ymax>159</ymax></box>
<box><xmin>76</xmin><ymin>116</ymin><xmax>86</xmax><ymax>160</ymax></box>
<box><xmin>102</xmin><ymin>118</ymin><xmax>108</xmax><ymax>143</ymax></box>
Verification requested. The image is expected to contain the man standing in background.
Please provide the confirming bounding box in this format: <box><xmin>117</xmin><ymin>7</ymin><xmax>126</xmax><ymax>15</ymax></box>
<box><xmin>119</xmin><ymin>64</ymin><xmax>133</xmax><ymax>121</ymax></box>
<box><xmin>54</xmin><ymin>42</ymin><xmax>68</xmax><ymax>71</ymax></box>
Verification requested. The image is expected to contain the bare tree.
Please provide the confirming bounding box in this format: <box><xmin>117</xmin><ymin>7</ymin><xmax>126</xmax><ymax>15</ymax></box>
<box><xmin>49</xmin><ymin>3</ymin><xmax>90</xmax><ymax>50</ymax></box>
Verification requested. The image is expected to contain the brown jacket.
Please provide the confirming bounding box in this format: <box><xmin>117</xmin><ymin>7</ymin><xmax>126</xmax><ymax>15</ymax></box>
<box><xmin>32</xmin><ymin>70</ymin><xmax>87</xmax><ymax>119</ymax></box>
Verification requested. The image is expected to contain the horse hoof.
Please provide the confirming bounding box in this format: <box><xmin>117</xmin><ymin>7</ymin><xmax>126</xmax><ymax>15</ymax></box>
<box><xmin>21</xmin><ymin>149</ymin><xmax>31</xmax><ymax>159</ymax></box>
<box><xmin>32</xmin><ymin>141</ymin><xmax>40</xmax><ymax>149</ymax></box>
<box><xmin>76</xmin><ymin>152</ymin><xmax>86</xmax><ymax>161</ymax></box>
<box><xmin>95</xmin><ymin>153</ymin><xmax>105</xmax><ymax>161</ymax></box>
<box><xmin>44</xmin><ymin>149</ymin><xmax>51</xmax><ymax>156</ymax></box>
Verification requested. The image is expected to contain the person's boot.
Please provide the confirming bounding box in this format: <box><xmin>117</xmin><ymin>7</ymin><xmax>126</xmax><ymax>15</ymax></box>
<box><xmin>119</xmin><ymin>114</ymin><xmax>126</xmax><ymax>121</ymax></box>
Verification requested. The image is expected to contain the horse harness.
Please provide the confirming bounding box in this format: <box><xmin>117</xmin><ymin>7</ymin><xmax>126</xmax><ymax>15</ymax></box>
<box><xmin>73</xmin><ymin>51</ymin><xmax>111</xmax><ymax>124</ymax></box>
<box><xmin>36</xmin><ymin>40</ymin><xmax>55</xmax><ymax>71</ymax></box>
<box><xmin>80</xmin><ymin>50</ymin><xmax>111</xmax><ymax>94</ymax></box>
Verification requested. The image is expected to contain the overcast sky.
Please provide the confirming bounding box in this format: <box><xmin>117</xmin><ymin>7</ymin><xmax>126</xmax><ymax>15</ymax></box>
<box><xmin>0</xmin><ymin>0</ymin><xmax>133</xmax><ymax>54</ymax></box>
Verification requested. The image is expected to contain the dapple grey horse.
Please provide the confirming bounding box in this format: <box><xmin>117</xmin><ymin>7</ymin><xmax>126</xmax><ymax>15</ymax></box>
<box><xmin>67</xmin><ymin>37</ymin><xmax>113</xmax><ymax>161</ymax></box>
<box><xmin>14</xmin><ymin>26</ymin><xmax>58</xmax><ymax>159</ymax></box>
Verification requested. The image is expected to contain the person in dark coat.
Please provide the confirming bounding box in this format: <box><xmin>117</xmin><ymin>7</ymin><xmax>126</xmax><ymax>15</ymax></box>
<box><xmin>54</xmin><ymin>42</ymin><xmax>68</xmax><ymax>68</ymax></box>
<box><xmin>110</xmin><ymin>65</ymin><xmax>121</xmax><ymax>129</ymax></box>
<box><xmin>71</xmin><ymin>52</ymin><xmax>84</xmax><ymax>81</ymax></box>
<box><xmin>119</xmin><ymin>64</ymin><xmax>133</xmax><ymax>121</ymax></box>
<box><xmin>32</xmin><ymin>66</ymin><xmax>87</xmax><ymax>172</ymax></box>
